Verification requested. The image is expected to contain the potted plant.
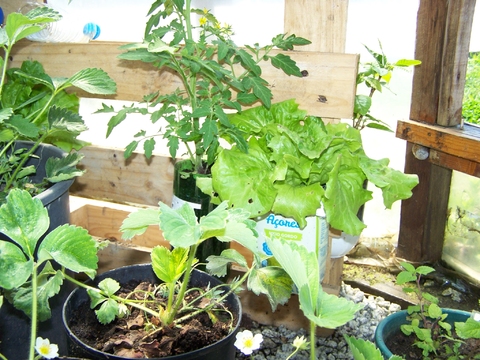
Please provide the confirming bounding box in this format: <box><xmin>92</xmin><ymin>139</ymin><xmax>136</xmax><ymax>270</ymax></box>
<box><xmin>0</xmin><ymin>6</ymin><xmax>116</xmax><ymax>207</ymax></box>
<box><xmin>100</xmin><ymin>0</ymin><xmax>310</xmax><ymax>263</ymax></box>
<box><xmin>374</xmin><ymin>262</ymin><xmax>480</xmax><ymax>359</ymax></box>
<box><xmin>0</xmin><ymin>7</ymin><xmax>116</xmax><ymax>359</ymax></box>
<box><xmin>59</xmin><ymin>192</ymin><xmax>363</xmax><ymax>359</ymax></box>
<box><xmin>196</xmin><ymin>99</ymin><xmax>419</xmax><ymax>252</ymax></box>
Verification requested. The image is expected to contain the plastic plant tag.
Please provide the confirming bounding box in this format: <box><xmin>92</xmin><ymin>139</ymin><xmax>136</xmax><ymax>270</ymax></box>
<box><xmin>256</xmin><ymin>209</ymin><xmax>329</xmax><ymax>282</ymax></box>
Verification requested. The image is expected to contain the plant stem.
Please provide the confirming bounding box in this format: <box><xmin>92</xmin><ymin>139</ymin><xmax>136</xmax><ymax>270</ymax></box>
<box><xmin>309</xmin><ymin>320</ymin><xmax>316</xmax><ymax>360</ymax></box>
<box><xmin>29</xmin><ymin>262</ymin><xmax>39</xmax><ymax>360</ymax></box>
<box><xmin>64</xmin><ymin>274</ymin><xmax>160</xmax><ymax>319</ymax></box>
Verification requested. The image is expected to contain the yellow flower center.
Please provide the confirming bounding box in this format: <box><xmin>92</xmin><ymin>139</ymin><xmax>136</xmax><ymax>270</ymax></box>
<box><xmin>38</xmin><ymin>344</ymin><xmax>50</xmax><ymax>355</ymax></box>
<box><xmin>244</xmin><ymin>338</ymin><xmax>253</xmax><ymax>348</ymax></box>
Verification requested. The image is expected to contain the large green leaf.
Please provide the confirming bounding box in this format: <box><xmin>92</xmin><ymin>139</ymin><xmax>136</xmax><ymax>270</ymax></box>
<box><xmin>344</xmin><ymin>335</ymin><xmax>384</xmax><ymax>360</ymax></box>
<box><xmin>64</xmin><ymin>68</ymin><xmax>117</xmax><ymax>95</ymax></box>
<box><xmin>158</xmin><ymin>202</ymin><xmax>199</xmax><ymax>248</ymax></box>
<box><xmin>211</xmin><ymin>145</ymin><xmax>276</xmax><ymax>217</ymax></box>
<box><xmin>0</xmin><ymin>241</ymin><xmax>33</xmax><ymax>289</ymax></box>
<box><xmin>38</xmin><ymin>224</ymin><xmax>99</xmax><ymax>279</ymax></box>
<box><xmin>0</xmin><ymin>189</ymin><xmax>49</xmax><ymax>258</ymax></box>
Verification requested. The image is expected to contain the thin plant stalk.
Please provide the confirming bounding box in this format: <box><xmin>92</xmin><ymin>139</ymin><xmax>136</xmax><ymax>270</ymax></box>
<box><xmin>309</xmin><ymin>320</ymin><xmax>316</xmax><ymax>360</ymax></box>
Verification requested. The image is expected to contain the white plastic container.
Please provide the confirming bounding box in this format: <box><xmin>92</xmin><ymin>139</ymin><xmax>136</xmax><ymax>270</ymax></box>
<box><xmin>255</xmin><ymin>208</ymin><xmax>329</xmax><ymax>282</ymax></box>
<box><xmin>20</xmin><ymin>1</ymin><xmax>100</xmax><ymax>43</ymax></box>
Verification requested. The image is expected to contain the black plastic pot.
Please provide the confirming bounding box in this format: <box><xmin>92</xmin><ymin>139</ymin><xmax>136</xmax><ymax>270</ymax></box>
<box><xmin>63</xmin><ymin>264</ymin><xmax>242</xmax><ymax>360</ymax></box>
<box><xmin>0</xmin><ymin>141</ymin><xmax>75</xmax><ymax>359</ymax></box>
<box><xmin>374</xmin><ymin>308</ymin><xmax>471</xmax><ymax>359</ymax></box>
<box><xmin>172</xmin><ymin>160</ymin><xmax>228</xmax><ymax>267</ymax></box>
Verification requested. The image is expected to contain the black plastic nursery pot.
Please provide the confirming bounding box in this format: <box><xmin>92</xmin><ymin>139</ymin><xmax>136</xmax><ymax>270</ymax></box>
<box><xmin>63</xmin><ymin>264</ymin><xmax>242</xmax><ymax>360</ymax></box>
<box><xmin>172</xmin><ymin>160</ymin><xmax>228</xmax><ymax>267</ymax></box>
<box><xmin>0</xmin><ymin>141</ymin><xmax>75</xmax><ymax>359</ymax></box>
<box><xmin>374</xmin><ymin>308</ymin><xmax>471</xmax><ymax>359</ymax></box>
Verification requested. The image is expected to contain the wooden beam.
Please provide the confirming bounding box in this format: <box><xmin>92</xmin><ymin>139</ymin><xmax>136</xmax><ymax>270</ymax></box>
<box><xmin>398</xmin><ymin>143</ymin><xmax>452</xmax><ymax>262</ymax></box>
<box><xmin>437</xmin><ymin>0</ymin><xmax>476</xmax><ymax>126</ymax></box>
<box><xmin>9</xmin><ymin>40</ymin><xmax>358</xmax><ymax>119</ymax></box>
<box><xmin>397</xmin><ymin>120</ymin><xmax>480</xmax><ymax>163</ymax></box>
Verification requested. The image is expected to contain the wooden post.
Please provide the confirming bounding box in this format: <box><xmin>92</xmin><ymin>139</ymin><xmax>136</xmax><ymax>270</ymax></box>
<box><xmin>397</xmin><ymin>0</ymin><xmax>476</xmax><ymax>262</ymax></box>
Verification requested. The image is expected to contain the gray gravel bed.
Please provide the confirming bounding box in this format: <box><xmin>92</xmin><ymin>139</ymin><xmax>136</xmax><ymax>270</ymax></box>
<box><xmin>235</xmin><ymin>283</ymin><xmax>402</xmax><ymax>360</ymax></box>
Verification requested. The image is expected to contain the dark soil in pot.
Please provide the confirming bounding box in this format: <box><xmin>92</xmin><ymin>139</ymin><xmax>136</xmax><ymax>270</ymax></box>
<box><xmin>386</xmin><ymin>329</ymin><xmax>480</xmax><ymax>359</ymax></box>
<box><xmin>64</xmin><ymin>265</ymin><xmax>241</xmax><ymax>359</ymax></box>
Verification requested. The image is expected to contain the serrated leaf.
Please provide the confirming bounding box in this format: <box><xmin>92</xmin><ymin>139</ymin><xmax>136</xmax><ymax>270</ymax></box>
<box><xmin>45</xmin><ymin>152</ymin><xmax>85</xmax><ymax>183</ymax></box>
<box><xmin>98</xmin><ymin>278</ymin><xmax>121</xmax><ymax>297</ymax></box>
<box><xmin>427</xmin><ymin>303</ymin><xmax>442</xmax><ymax>319</ymax></box>
<box><xmin>0</xmin><ymin>189</ymin><xmax>49</xmax><ymax>258</ymax></box>
<box><xmin>206</xmin><ymin>249</ymin><xmax>248</xmax><ymax>277</ymax></box>
<box><xmin>158</xmin><ymin>202</ymin><xmax>199</xmax><ymax>248</ymax></box>
<box><xmin>0</xmin><ymin>241</ymin><xmax>33</xmax><ymax>289</ymax></box>
<box><xmin>396</xmin><ymin>271</ymin><xmax>416</xmax><ymax>285</ymax></box>
<box><xmin>65</xmin><ymin>68</ymin><xmax>116</xmax><ymax>95</ymax></box>
<box><xmin>120</xmin><ymin>208</ymin><xmax>160</xmax><ymax>240</ymax></box>
<box><xmin>247</xmin><ymin>266</ymin><xmax>293</xmax><ymax>311</ymax></box>
<box><xmin>151</xmin><ymin>246</ymin><xmax>188</xmax><ymax>284</ymax></box>
<box><xmin>415</xmin><ymin>265</ymin><xmax>435</xmax><ymax>276</ymax></box>
<box><xmin>270</xmin><ymin>53</ymin><xmax>302</xmax><ymax>76</ymax></box>
<box><xmin>455</xmin><ymin>318</ymin><xmax>480</xmax><ymax>339</ymax></box>
<box><xmin>344</xmin><ymin>335</ymin><xmax>384</xmax><ymax>360</ymax></box>
<box><xmin>95</xmin><ymin>298</ymin><xmax>120</xmax><ymax>325</ymax></box>
<box><xmin>37</xmin><ymin>224</ymin><xmax>99</xmax><ymax>279</ymax></box>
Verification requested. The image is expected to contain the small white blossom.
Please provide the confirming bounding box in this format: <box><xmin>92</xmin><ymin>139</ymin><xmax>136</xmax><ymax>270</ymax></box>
<box><xmin>234</xmin><ymin>329</ymin><xmax>263</xmax><ymax>355</ymax></box>
<box><xmin>35</xmin><ymin>337</ymin><xmax>59</xmax><ymax>359</ymax></box>
<box><xmin>292</xmin><ymin>335</ymin><xmax>309</xmax><ymax>350</ymax></box>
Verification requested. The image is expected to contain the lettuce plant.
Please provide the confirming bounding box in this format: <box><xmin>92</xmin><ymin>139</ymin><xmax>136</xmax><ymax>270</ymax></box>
<box><xmin>197</xmin><ymin>99</ymin><xmax>419</xmax><ymax>235</ymax></box>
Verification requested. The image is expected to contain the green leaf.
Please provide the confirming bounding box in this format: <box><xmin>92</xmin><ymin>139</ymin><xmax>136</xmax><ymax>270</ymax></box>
<box><xmin>151</xmin><ymin>246</ymin><xmax>188</xmax><ymax>284</ymax></box>
<box><xmin>247</xmin><ymin>266</ymin><xmax>293</xmax><ymax>311</ymax></box>
<box><xmin>98</xmin><ymin>278</ymin><xmax>121</xmax><ymax>297</ymax></box>
<box><xmin>455</xmin><ymin>318</ymin><xmax>480</xmax><ymax>339</ymax></box>
<box><xmin>400</xmin><ymin>261</ymin><xmax>416</xmax><ymax>273</ymax></box>
<box><xmin>303</xmin><ymin>287</ymin><xmax>364</xmax><ymax>329</ymax></box>
<box><xmin>95</xmin><ymin>298</ymin><xmax>120</xmax><ymax>325</ymax></box>
<box><xmin>45</xmin><ymin>152</ymin><xmax>85</xmax><ymax>183</ymax></box>
<box><xmin>396</xmin><ymin>271</ymin><xmax>416</xmax><ymax>285</ymax></box>
<box><xmin>158</xmin><ymin>202</ymin><xmax>199</xmax><ymax>248</ymax></box>
<box><xmin>120</xmin><ymin>208</ymin><xmax>160</xmax><ymax>240</ymax></box>
<box><xmin>0</xmin><ymin>241</ymin><xmax>33</xmax><ymax>289</ymax></box>
<box><xmin>37</xmin><ymin>224</ymin><xmax>99</xmax><ymax>279</ymax></box>
<box><xmin>206</xmin><ymin>249</ymin><xmax>248</xmax><ymax>277</ymax></box>
<box><xmin>354</xmin><ymin>95</ymin><xmax>372</xmax><ymax>116</ymax></box>
<box><xmin>64</xmin><ymin>68</ymin><xmax>117</xmax><ymax>95</ymax></box>
<box><xmin>0</xmin><ymin>189</ymin><xmax>49</xmax><ymax>258</ymax></box>
<box><xmin>415</xmin><ymin>265</ymin><xmax>435</xmax><ymax>276</ymax></box>
<box><xmin>344</xmin><ymin>335</ymin><xmax>384</xmax><ymax>360</ymax></box>
<box><xmin>427</xmin><ymin>303</ymin><xmax>442</xmax><ymax>319</ymax></box>
<box><xmin>5</xmin><ymin>115</ymin><xmax>40</xmax><ymax>138</ymax></box>
<box><xmin>270</xmin><ymin>53</ymin><xmax>302</xmax><ymax>76</ymax></box>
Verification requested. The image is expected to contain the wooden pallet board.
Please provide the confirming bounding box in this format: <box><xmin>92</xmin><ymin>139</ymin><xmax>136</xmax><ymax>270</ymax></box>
<box><xmin>9</xmin><ymin>41</ymin><xmax>358</xmax><ymax>120</ymax></box>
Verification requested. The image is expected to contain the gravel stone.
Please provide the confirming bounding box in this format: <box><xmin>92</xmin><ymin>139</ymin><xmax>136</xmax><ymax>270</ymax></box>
<box><xmin>235</xmin><ymin>282</ymin><xmax>401</xmax><ymax>359</ymax></box>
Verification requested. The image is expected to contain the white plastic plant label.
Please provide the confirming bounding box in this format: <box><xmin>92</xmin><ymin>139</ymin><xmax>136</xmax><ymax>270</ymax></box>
<box><xmin>256</xmin><ymin>210</ymin><xmax>329</xmax><ymax>282</ymax></box>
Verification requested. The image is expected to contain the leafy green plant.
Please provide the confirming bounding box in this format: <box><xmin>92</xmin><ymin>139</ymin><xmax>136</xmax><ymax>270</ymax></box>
<box><xmin>0</xmin><ymin>7</ymin><xmax>116</xmax><ymax>201</ymax></box>
<box><xmin>197</xmin><ymin>99</ymin><xmax>419</xmax><ymax>235</ymax></box>
<box><xmin>101</xmin><ymin>0</ymin><xmax>309</xmax><ymax>174</ymax></box>
<box><xmin>0</xmin><ymin>189</ymin><xmax>103</xmax><ymax>360</ymax></box>
<box><xmin>396</xmin><ymin>261</ymin><xmax>480</xmax><ymax>359</ymax></box>
<box><xmin>263</xmin><ymin>236</ymin><xmax>363</xmax><ymax>360</ymax></box>
<box><xmin>353</xmin><ymin>42</ymin><xmax>421</xmax><ymax>131</ymax></box>
<box><xmin>344</xmin><ymin>334</ymin><xmax>404</xmax><ymax>360</ymax></box>
<box><xmin>463</xmin><ymin>52</ymin><xmax>480</xmax><ymax>125</ymax></box>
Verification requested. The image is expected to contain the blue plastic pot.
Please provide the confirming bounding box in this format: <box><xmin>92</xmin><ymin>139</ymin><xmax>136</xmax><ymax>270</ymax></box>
<box><xmin>374</xmin><ymin>308</ymin><xmax>471</xmax><ymax>359</ymax></box>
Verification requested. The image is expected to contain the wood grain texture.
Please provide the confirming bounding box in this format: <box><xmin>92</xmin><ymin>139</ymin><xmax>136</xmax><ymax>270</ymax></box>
<box><xmin>9</xmin><ymin>40</ymin><xmax>358</xmax><ymax>119</ymax></box>
<box><xmin>284</xmin><ymin>0</ymin><xmax>348</xmax><ymax>53</ymax></box>
<box><xmin>397</xmin><ymin>119</ymin><xmax>480</xmax><ymax>163</ymax></box>
<box><xmin>437</xmin><ymin>0</ymin><xmax>476</xmax><ymax>126</ymax></box>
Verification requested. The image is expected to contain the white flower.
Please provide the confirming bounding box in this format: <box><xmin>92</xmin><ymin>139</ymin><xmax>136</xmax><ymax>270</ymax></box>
<box><xmin>35</xmin><ymin>337</ymin><xmax>59</xmax><ymax>359</ymax></box>
<box><xmin>234</xmin><ymin>329</ymin><xmax>263</xmax><ymax>355</ymax></box>
<box><xmin>292</xmin><ymin>335</ymin><xmax>309</xmax><ymax>350</ymax></box>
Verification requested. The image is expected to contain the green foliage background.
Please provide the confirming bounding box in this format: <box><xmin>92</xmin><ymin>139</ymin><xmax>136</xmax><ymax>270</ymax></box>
<box><xmin>463</xmin><ymin>52</ymin><xmax>480</xmax><ymax>124</ymax></box>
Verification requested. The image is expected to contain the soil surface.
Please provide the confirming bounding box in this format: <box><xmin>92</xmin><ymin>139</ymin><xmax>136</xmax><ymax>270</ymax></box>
<box><xmin>68</xmin><ymin>280</ymin><xmax>236</xmax><ymax>358</ymax></box>
<box><xmin>386</xmin><ymin>329</ymin><xmax>480</xmax><ymax>359</ymax></box>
